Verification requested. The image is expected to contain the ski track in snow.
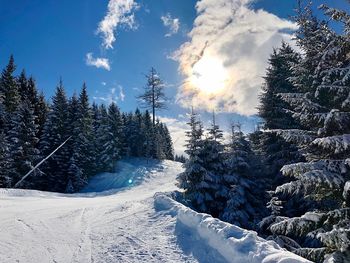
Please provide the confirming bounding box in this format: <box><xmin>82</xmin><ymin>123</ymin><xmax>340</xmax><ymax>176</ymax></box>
<box><xmin>0</xmin><ymin>159</ymin><xmax>225</xmax><ymax>263</ymax></box>
<box><xmin>0</xmin><ymin>158</ymin><xmax>309</xmax><ymax>263</ymax></box>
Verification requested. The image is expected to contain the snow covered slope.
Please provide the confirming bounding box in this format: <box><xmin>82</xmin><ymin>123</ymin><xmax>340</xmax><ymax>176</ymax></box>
<box><xmin>0</xmin><ymin>158</ymin><xmax>310</xmax><ymax>263</ymax></box>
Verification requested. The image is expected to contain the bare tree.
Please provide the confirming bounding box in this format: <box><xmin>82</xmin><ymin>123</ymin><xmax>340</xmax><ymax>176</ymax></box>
<box><xmin>137</xmin><ymin>67</ymin><xmax>167</xmax><ymax>125</ymax></box>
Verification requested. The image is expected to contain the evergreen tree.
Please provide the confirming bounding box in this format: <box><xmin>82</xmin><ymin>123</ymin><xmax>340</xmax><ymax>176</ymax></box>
<box><xmin>7</xmin><ymin>102</ymin><xmax>41</xmax><ymax>188</ymax></box>
<box><xmin>259</xmin><ymin>42</ymin><xmax>301</xmax><ymax>130</ymax></box>
<box><xmin>36</xmin><ymin>91</ymin><xmax>49</xmax><ymax>139</ymax></box>
<box><xmin>177</xmin><ymin>110</ymin><xmax>209</xmax><ymax>212</ymax></box>
<box><xmin>0</xmin><ymin>131</ymin><xmax>11</xmax><ymax>187</ymax></box>
<box><xmin>39</xmin><ymin>80</ymin><xmax>70</xmax><ymax>191</ymax></box>
<box><xmin>0</xmin><ymin>55</ymin><xmax>20</xmax><ymax>116</ymax></box>
<box><xmin>221</xmin><ymin>126</ymin><xmax>263</xmax><ymax>229</ymax></box>
<box><xmin>95</xmin><ymin>104</ymin><xmax>111</xmax><ymax>172</ymax></box>
<box><xmin>143</xmin><ymin>110</ymin><xmax>156</xmax><ymax>159</ymax></box>
<box><xmin>260</xmin><ymin>4</ymin><xmax>350</xmax><ymax>262</ymax></box>
<box><xmin>199</xmin><ymin>113</ymin><xmax>226</xmax><ymax>216</ymax></box>
<box><xmin>100</xmin><ymin>103</ymin><xmax>123</xmax><ymax>172</ymax></box>
<box><xmin>162</xmin><ymin>124</ymin><xmax>174</xmax><ymax>160</ymax></box>
<box><xmin>75</xmin><ymin>84</ymin><xmax>94</xmax><ymax>179</ymax></box>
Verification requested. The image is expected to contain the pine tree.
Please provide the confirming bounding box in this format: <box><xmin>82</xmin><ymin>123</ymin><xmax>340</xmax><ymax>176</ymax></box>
<box><xmin>261</xmin><ymin>3</ymin><xmax>350</xmax><ymax>262</ymax></box>
<box><xmin>221</xmin><ymin>125</ymin><xmax>265</xmax><ymax>229</ymax></box>
<box><xmin>100</xmin><ymin>103</ymin><xmax>123</xmax><ymax>172</ymax></box>
<box><xmin>39</xmin><ymin>80</ymin><xmax>70</xmax><ymax>191</ymax></box>
<box><xmin>199</xmin><ymin>113</ymin><xmax>226</xmax><ymax>216</ymax></box>
<box><xmin>259</xmin><ymin>42</ymin><xmax>301</xmax><ymax>130</ymax></box>
<box><xmin>95</xmin><ymin>104</ymin><xmax>111</xmax><ymax>172</ymax></box>
<box><xmin>36</xmin><ymin>92</ymin><xmax>49</xmax><ymax>139</ymax></box>
<box><xmin>161</xmin><ymin>124</ymin><xmax>174</xmax><ymax>160</ymax></box>
<box><xmin>0</xmin><ymin>55</ymin><xmax>20</xmax><ymax>116</ymax></box>
<box><xmin>7</xmin><ymin>102</ymin><xmax>41</xmax><ymax>188</ymax></box>
<box><xmin>0</xmin><ymin>131</ymin><xmax>11</xmax><ymax>187</ymax></box>
<box><xmin>143</xmin><ymin>110</ymin><xmax>156</xmax><ymax>159</ymax></box>
<box><xmin>130</xmin><ymin>108</ymin><xmax>145</xmax><ymax>157</ymax></box>
<box><xmin>75</xmin><ymin>84</ymin><xmax>94</xmax><ymax>179</ymax></box>
<box><xmin>177</xmin><ymin>109</ymin><xmax>210</xmax><ymax>212</ymax></box>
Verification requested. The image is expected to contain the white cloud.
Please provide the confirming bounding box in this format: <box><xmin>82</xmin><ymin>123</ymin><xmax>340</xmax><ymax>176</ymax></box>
<box><xmin>97</xmin><ymin>0</ymin><xmax>139</xmax><ymax>49</ymax></box>
<box><xmin>93</xmin><ymin>85</ymin><xmax>125</xmax><ymax>104</ymax></box>
<box><xmin>101</xmin><ymin>82</ymin><xmax>107</xmax><ymax>86</ymax></box>
<box><xmin>118</xmin><ymin>85</ymin><xmax>125</xmax><ymax>101</ymax></box>
<box><xmin>86</xmin><ymin>53</ymin><xmax>111</xmax><ymax>71</ymax></box>
<box><xmin>173</xmin><ymin>0</ymin><xmax>298</xmax><ymax>115</ymax></box>
<box><xmin>161</xmin><ymin>13</ymin><xmax>180</xmax><ymax>37</ymax></box>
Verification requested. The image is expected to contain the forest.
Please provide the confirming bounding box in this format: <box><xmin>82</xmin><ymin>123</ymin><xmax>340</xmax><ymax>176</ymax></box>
<box><xmin>1</xmin><ymin>1</ymin><xmax>349</xmax><ymax>262</ymax></box>
<box><xmin>0</xmin><ymin>60</ymin><xmax>174</xmax><ymax>193</ymax></box>
<box><xmin>177</xmin><ymin>3</ymin><xmax>350</xmax><ymax>263</ymax></box>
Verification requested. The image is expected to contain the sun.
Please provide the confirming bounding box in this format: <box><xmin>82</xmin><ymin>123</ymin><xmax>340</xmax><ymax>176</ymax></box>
<box><xmin>190</xmin><ymin>56</ymin><xmax>228</xmax><ymax>94</ymax></box>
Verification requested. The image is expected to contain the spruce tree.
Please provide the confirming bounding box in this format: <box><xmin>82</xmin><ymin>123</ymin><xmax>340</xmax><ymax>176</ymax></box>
<box><xmin>177</xmin><ymin>110</ymin><xmax>208</xmax><ymax>212</ymax></box>
<box><xmin>221</xmin><ymin>126</ymin><xmax>263</xmax><ymax>229</ymax></box>
<box><xmin>100</xmin><ymin>103</ymin><xmax>123</xmax><ymax>172</ymax></box>
<box><xmin>39</xmin><ymin>80</ymin><xmax>70</xmax><ymax>191</ymax></box>
<box><xmin>7</xmin><ymin>102</ymin><xmax>41</xmax><ymax>188</ymax></box>
<box><xmin>261</xmin><ymin>4</ymin><xmax>350</xmax><ymax>262</ymax></box>
<box><xmin>75</xmin><ymin>84</ymin><xmax>94</xmax><ymax>178</ymax></box>
<box><xmin>0</xmin><ymin>55</ymin><xmax>20</xmax><ymax>116</ymax></box>
<box><xmin>95</xmin><ymin>104</ymin><xmax>111</xmax><ymax>172</ymax></box>
<box><xmin>259</xmin><ymin>42</ymin><xmax>301</xmax><ymax>130</ymax></box>
<box><xmin>199</xmin><ymin>113</ymin><xmax>226</xmax><ymax>216</ymax></box>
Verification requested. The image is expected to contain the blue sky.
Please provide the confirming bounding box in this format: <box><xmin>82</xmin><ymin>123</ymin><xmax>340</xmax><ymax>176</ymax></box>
<box><xmin>0</xmin><ymin>0</ymin><xmax>348</xmax><ymax>153</ymax></box>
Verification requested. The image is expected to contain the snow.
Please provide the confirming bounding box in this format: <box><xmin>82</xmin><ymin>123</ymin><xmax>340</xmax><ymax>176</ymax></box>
<box><xmin>0</xmin><ymin>158</ymin><xmax>310</xmax><ymax>263</ymax></box>
<box><xmin>155</xmin><ymin>194</ymin><xmax>311</xmax><ymax>263</ymax></box>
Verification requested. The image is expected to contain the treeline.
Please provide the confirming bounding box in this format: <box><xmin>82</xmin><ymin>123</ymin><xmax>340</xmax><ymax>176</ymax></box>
<box><xmin>178</xmin><ymin>2</ymin><xmax>349</xmax><ymax>262</ymax></box>
<box><xmin>0</xmin><ymin>57</ymin><xmax>174</xmax><ymax>193</ymax></box>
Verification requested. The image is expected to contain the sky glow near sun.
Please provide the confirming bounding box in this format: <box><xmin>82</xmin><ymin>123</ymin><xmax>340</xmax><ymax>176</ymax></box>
<box><xmin>190</xmin><ymin>56</ymin><xmax>228</xmax><ymax>94</ymax></box>
<box><xmin>173</xmin><ymin>0</ymin><xmax>298</xmax><ymax>115</ymax></box>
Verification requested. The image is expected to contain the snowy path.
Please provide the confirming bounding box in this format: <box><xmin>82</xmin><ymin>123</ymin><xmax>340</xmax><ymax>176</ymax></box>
<box><xmin>0</xmin><ymin>159</ymin><xmax>225</xmax><ymax>263</ymax></box>
<box><xmin>0</xmin><ymin>159</ymin><xmax>309</xmax><ymax>263</ymax></box>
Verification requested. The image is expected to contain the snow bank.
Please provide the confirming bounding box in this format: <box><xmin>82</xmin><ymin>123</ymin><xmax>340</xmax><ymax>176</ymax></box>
<box><xmin>154</xmin><ymin>194</ymin><xmax>311</xmax><ymax>263</ymax></box>
<box><xmin>0</xmin><ymin>188</ymin><xmax>64</xmax><ymax>198</ymax></box>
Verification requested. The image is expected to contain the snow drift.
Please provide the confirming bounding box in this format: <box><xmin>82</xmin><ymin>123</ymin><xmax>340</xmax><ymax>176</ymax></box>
<box><xmin>155</xmin><ymin>193</ymin><xmax>311</xmax><ymax>263</ymax></box>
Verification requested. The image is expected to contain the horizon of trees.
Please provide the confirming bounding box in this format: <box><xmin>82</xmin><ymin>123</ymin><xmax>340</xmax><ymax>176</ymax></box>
<box><xmin>0</xmin><ymin>57</ymin><xmax>174</xmax><ymax>193</ymax></box>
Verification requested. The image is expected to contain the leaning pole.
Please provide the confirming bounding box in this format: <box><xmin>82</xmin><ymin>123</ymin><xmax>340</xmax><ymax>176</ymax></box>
<box><xmin>14</xmin><ymin>136</ymin><xmax>72</xmax><ymax>188</ymax></box>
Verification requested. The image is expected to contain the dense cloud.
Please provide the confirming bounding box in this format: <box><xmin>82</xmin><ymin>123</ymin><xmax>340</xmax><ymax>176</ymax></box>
<box><xmin>173</xmin><ymin>0</ymin><xmax>297</xmax><ymax>115</ymax></box>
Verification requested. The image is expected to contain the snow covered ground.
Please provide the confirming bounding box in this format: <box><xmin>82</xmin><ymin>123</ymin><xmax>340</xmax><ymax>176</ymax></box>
<box><xmin>0</xmin><ymin>158</ymin><xmax>310</xmax><ymax>263</ymax></box>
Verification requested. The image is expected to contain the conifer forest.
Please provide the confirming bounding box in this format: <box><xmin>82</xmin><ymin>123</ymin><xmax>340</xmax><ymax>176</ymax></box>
<box><xmin>0</xmin><ymin>1</ymin><xmax>349</xmax><ymax>263</ymax></box>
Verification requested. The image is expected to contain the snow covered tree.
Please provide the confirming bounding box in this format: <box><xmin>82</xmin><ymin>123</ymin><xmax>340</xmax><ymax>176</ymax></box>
<box><xmin>7</xmin><ymin>102</ymin><xmax>41</xmax><ymax>188</ymax></box>
<box><xmin>259</xmin><ymin>42</ymin><xmax>301</xmax><ymax>130</ymax></box>
<box><xmin>221</xmin><ymin>125</ymin><xmax>265</xmax><ymax>229</ymax></box>
<box><xmin>75</xmin><ymin>84</ymin><xmax>95</xmax><ymax>178</ymax></box>
<box><xmin>161</xmin><ymin>124</ymin><xmax>174</xmax><ymax>160</ymax></box>
<box><xmin>0</xmin><ymin>55</ymin><xmax>20</xmax><ymax>116</ymax></box>
<box><xmin>39</xmin><ymin>80</ymin><xmax>70</xmax><ymax>191</ymax></box>
<box><xmin>0</xmin><ymin>131</ymin><xmax>11</xmax><ymax>187</ymax></box>
<box><xmin>99</xmin><ymin>102</ymin><xmax>123</xmax><ymax>172</ymax></box>
<box><xmin>177</xmin><ymin>109</ymin><xmax>208</xmax><ymax>211</ymax></box>
<box><xmin>142</xmin><ymin>110</ymin><xmax>156</xmax><ymax>159</ymax></box>
<box><xmin>94</xmin><ymin>104</ymin><xmax>111</xmax><ymax>172</ymax></box>
<box><xmin>198</xmin><ymin>113</ymin><xmax>226</xmax><ymax>216</ymax></box>
<box><xmin>260</xmin><ymin>3</ymin><xmax>350</xmax><ymax>262</ymax></box>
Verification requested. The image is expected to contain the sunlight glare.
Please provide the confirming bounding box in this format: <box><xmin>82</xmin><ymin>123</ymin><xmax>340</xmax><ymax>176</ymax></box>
<box><xmin>190</xmin><ymin>56</ymin><xmax>228</xmax><ymax>94</ymax></box>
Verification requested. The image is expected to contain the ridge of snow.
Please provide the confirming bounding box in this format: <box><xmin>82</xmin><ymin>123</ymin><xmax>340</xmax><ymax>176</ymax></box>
<box><xmin>154</xmin><ymin>193</ymin><xmax>311</xmax><ymax>263</ymax></box>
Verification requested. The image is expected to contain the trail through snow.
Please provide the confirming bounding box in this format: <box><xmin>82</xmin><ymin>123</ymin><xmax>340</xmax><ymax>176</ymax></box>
<box><xmin>0</xmin><ymin>159</ymin><xmax>225</xmax><ymax>263</ymax></box>
<box><xmin>0</xmin><ymin>159</ymin><xmax>310</xmax><ymax>263</ymax></box>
